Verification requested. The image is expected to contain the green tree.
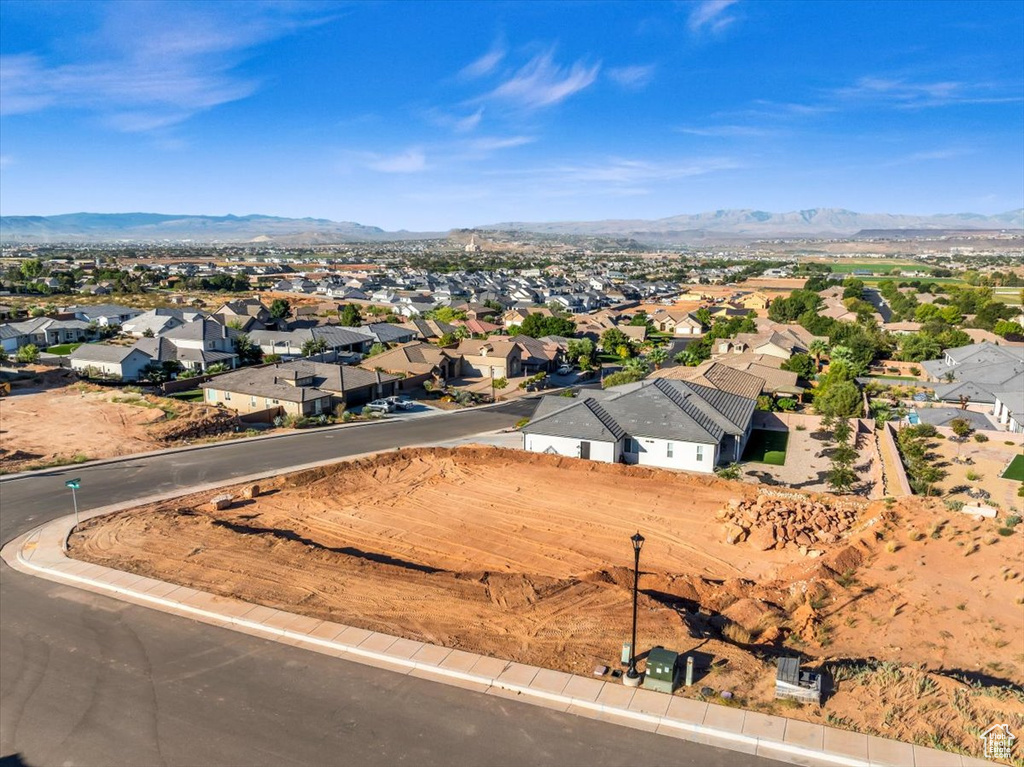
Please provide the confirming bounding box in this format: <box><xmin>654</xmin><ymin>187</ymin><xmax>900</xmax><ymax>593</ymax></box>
<box><xmin>600</xmin><ymin>327</ymin><xmax>630</xmax><ymax>352</ymax></box>
<box><xmin>15</xmin><ymin>344</ymin><xmax>40</xmax><ymax>363</ymax></box>
<box><xmin>301</xmin><ymin>337</ymin><xmax>328</xmax><ymax>357</ymax></box>
<box><xmin>339</xmin><ymin>303</ymin><xmax>363</xmax><ymax>327</ymax></box>
<box><xmin>814</xmin><ymin>380</ymin><xmax>862</xmax><ymax>418</ymax></box>
<box><xmin>519</xmin><ymin>313</ymin><xmax>576</xmax><ymax>339</ymax></box>
<box><xmin>19</xmin><ymin>259</ymin><xmax>45</xmax><ymax>281</ymax></box>
<box><xmin>781</xmin><ymin>352</ymin><xmax>816</xmax><ymax>380</ymax></box>
<box><xmin>269</xmin><ymin>299</ymin><xmax>291</xmax><ymax>320</ymax></box>
<box><xmin>647</xmin><ymin>346</ymin><xmax>668</xmax><ymax>370</ymax></box>
<box><xmin>566</xmin><ymin>338</ymin><xmax>595</xmax><ymax>365</ymax></box>
<box><xmin>769</xmin><ymin>290</ymin><xmax>821</xmax><ymax>323</ymax></box>
<box><xmin>993</xmin><ymin>320</ymin><xmax>1024</xmax><ymax>339</ymax></box>
<box><xmin>896</xmin><ymin>333</ymin><xmax>942</xmax><ymax>362</ymax></box>
<box><xmin>437</xmin><ymin>332</ymin><xmax>457</xmax><ymax>347</ymax></box>
<box><xmin>366</xmin><ymin>342</ymin><xmax>386</xmax><ymax>357</ymax></box>
<box><xmin>234</xmin><ymin>333</ymin><xmax>263</xmax><ymax>366</ymax></box>
<box><xmin>622</xmin><ymin>357</ymin><xmax>650</xmax><ymax>377</ymax></box>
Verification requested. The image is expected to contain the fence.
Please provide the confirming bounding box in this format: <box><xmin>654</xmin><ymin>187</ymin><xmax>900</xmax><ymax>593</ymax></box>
<box><xmin>881</xmin><ymin>422</ymin><xmax>913</xmax><ymax>497</ymax></box>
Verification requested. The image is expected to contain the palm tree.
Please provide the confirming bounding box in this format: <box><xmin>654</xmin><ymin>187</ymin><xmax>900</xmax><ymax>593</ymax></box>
<box><xmin>809</xmin><ymin>339</ymin><xmax>829</xmax><ymax>369</ymax></box>
<box><xmin>623</xmin><ymin>357</ymin><xmax>650</xmax><ymax>378</ymax></box>
<box><xmin>647</xmin><ymin>346</ymin><xmax>669</xmax><ymax>370</ymax></box>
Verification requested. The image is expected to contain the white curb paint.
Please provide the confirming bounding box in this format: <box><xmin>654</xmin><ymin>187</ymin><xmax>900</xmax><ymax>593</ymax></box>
<box><xmin>14</xmin><ymin>543</ymin><xmax>870</xmax><ymax>767</ymax></box>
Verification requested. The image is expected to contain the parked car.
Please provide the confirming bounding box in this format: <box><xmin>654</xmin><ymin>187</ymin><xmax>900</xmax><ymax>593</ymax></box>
<box><xmin>364</xmin><ymin>399</ymin><xmax>395</xmax><ymax>414</ymax></box>
<box><xmin>556</xmin><ymin>364</ymin><xmax>573</xmax><ymax>376</ymax></box>
<box><xmin>385</xmin><ymin>396</ymin><xmax>415</xmax><ymax>410</ymax></box>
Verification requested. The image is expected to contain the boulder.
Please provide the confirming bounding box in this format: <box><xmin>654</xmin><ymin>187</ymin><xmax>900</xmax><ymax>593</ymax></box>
<box><xmin>723</xmin><ymin>524</ymin><xmax>748</xmax><ymax>545</ymax></box>
<box><xmin>748</xmin><ymin>525</ymin><xmax>776</xmax><ymax>551</ymax></box>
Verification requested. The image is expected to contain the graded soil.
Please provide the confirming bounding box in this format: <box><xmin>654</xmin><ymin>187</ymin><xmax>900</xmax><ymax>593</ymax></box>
<box><xmin>69</xmin><ymin>446</ymin><xmax>1024</xmax><ymax>757</ymax></box>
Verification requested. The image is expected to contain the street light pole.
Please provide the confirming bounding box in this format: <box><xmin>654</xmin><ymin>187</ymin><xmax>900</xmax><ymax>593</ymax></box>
<box><xmin>625</xmin><ymin>531</ymin><xmax>645</xmax><ymax>685</ymax></box>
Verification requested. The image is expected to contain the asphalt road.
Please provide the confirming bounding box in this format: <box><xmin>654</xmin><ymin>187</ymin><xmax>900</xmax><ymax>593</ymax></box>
<box><xmin>1</xmin><ymin>402</ymin><xmax>781</xmax><ymax>767</ymax></box>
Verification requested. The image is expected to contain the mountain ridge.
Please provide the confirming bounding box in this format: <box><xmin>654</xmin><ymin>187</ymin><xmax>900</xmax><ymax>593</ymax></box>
<box><xmin>0</xmin><ymin>208</ymin><xmax>1020</xmax><ymax>244</ymax></box>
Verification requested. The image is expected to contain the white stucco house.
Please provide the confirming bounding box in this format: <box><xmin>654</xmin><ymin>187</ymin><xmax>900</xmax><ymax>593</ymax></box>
<box><xmin>69</xmin><ymin>344</ymin><xmax>154</xmax><ymax>381</ymax></box>
<box><xmin>521</xmin><ymin>378</ymin><xmax>757</xmax><ymax>473</ymax></box>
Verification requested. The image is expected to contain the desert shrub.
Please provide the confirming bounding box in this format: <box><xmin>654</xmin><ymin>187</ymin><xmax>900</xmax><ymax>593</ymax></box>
<box><xmin>794</xmin><ymin>424</ymin><xmax>806</xmax><ymax>431</ymax></box>
<box><xmin>715</xmin><ymin>463</ymin><xmax>741</xmax><ymax>480</ymax></box>
<box><xmin>1005</xmin><ymin>515</ymin><xmax>1021</xmax><ymax>527</ymax></box>
<box><xmin>997</xmin><ymin>528</ymin><xmax>1015</xmax><ymax>536</ymax></box>
<box><xmin>972</xmin><ymin>433</ymin><xmax>988</xmax><ymax>443</ymax></box>
<box><xmin>909</xmin><ymin>367</ymin><xmax>921</xmax><ymax>376</ymax></box>
<box><xmin>944</xmin><ymin>500</ymin><xmax>965</xmax><ymax>512</ymax></box>
<box><xmin>515</xmin><ymin>417</ymin><xmax>530</xmax><ymax>429</ymax></box>
<box><xmin>722</xmin><ymin>623</ymin><xmax>754</xmax><ymax>645</ymax></box>
<box><xmin>966</xmin><ymin>470</ymin><xmax>981</xmax><ymax>481</ymax></box>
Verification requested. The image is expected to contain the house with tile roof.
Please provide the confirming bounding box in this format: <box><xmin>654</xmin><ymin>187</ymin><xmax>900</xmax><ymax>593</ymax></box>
<box><xmin>521</xmin><ymin>378</ymin><xmax>757</xmax><ymax>472</ymax></box>
<box><xmin>360</xmin><ymin>341</ymin><xmax>462</xmax><ymax>386</ymax></box>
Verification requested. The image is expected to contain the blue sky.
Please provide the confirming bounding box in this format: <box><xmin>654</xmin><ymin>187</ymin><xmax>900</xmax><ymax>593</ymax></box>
<box><xmin>1</xmin><ymin>0</ymin><xmax>1022</xmax><ymax>230</ymax></box>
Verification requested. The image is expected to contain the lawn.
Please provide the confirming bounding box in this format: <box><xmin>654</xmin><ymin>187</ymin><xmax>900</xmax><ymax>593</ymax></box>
<box><xmin>169</xmin><ymin>389</ymin><xmax>205</xmax><ymax>402</ymax></box>
<box><xmin>742</xmin><ymin>429</ymin><xmax>789</xmax><ymax>466</ymax></box>
<box><xmin>1002</xmin><ymin>454</ymin><xmax>1024</xmax><ymax>482</ymax></box>
<box><xmin>45</xmin><ymin>342</ymin><xmax>84</xmax><ymax>355</ymax></box>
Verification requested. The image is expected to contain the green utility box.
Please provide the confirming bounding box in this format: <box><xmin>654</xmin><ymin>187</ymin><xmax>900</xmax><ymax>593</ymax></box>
<box><xmin>642</xmin><ymin>647</ymin><xmax>679</xmax><ymax>694</ymax></box>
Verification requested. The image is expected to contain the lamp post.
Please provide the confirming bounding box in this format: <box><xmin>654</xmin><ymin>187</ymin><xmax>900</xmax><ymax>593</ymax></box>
<box><xmin>625</xmin><ymin>531</ymin><xmax>645</xmax><ymax>686</ymax></box>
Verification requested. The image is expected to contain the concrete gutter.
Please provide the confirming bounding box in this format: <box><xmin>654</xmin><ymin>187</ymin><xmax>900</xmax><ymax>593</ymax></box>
<box><xmin>0</xmin><ymin>449</ymin><xmax>987</xmax><ymax>767</ymax></box>
<box><xmin>0</xmin><ymin>395</ymin><xmax>531</xmax><ymax>482</ymax></box>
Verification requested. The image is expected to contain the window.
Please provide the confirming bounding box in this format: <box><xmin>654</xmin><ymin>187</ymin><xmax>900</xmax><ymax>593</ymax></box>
<box><xmin>224</xmin><ymin>391</ymin><xmax>231</xmax><ymax>401</ymax></box>
<box><xmin>626</xmin><ymin>438</ymin><xmax>639</xmax><ymax>453</ymax></box>
<box><xmin>666</xmin><ymin>442</ymin><xmax>674</xmax><ymax>458</ymax></box>
<box><xmin>696</xmin><ymin>445</ymin><xmax>704</xmax><ymax>461</ymax></box>
<box><xmin>250</xmin><ymin>396</ymin><xmax>257</xmax><ymax>407</ymax></box>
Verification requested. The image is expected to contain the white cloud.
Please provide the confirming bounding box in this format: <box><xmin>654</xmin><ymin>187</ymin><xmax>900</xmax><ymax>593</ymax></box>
<box><xmin>0</xmin><ymin>4</ymin><xmax>329</xmax><ymax>130</ymax></box>
<box><xmin>466</xmin><ymin>136</ymin><xmax>534</xmax><ymax>152</ymax></box>
<box><xmin>688</xmin><ymin>0</ymin><xmax>739</xmax><ymax>34</ymax></box>
<box><xmin>489</xmin><ymin>156</ymin><xmax>739</xmax><ymax>186</ymax></box>
<box><xmin>607</xmin><ymin>65</ymin><xmax>656</xmax><ymax>90</ymax></box>
<box><xmin>367</xmin><ymin>149</ymin><xmax>428</xmax><ymax>173</ymax></box>
<box><xmin>484</xmin><ymin>51</ymin><xmax>600</xmax><ymax>109</ymax></box>
<box><xmin>454</xmin><ymin>108</ymin><xmax>484</xmax><ymax>132</ymax></box>
<box><xmin>459</xmin><ymin>42</ymin><xmax>506</xmax><ymax>80</ymax></box>
<box><xmin>678</xmin><ymin>124</ymin><xmax>776</xmax><ymax>137</ymax></box>
<box><xmin>832</xmin><ymin>76</ymin><xmax>1022</xmax><ymax>108</ymax></box>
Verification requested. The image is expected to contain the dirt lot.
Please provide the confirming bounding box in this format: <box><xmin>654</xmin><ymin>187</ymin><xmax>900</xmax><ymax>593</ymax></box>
<box><xmin>929</xmin><ymin>430</ymin><xmax>1024</xmax><ymax>516</ymax></box>
<box><xmin>69</xmin><ymin>447</ymin><xmax>1023</xmax><ymax>756</ymax></box>
<box><xmin>0</xmin><ymin>383</ymin><xmax>239</xmax><ymax>473</ymax></box>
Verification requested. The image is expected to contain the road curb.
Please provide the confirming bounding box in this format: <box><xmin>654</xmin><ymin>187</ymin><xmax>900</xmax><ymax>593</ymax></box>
<box><xmin>0</xmin><ymin>396</ymin><xmax>533</xmax><ymax>482</ymax></box>
<box><xmin>2</xmin><ymin>483</ymin><xmax>986</xmax><ymax>767</ymax></box>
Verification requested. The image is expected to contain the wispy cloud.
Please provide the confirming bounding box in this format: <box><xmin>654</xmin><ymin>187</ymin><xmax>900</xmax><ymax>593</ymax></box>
<box><xmin>881</xmin><ymin>148</ymin><xmax>971</xmax><ymax>167</ymax></box>
<box><xmin>367</xmin><ymin>149</ymin><xmax>428</xmax><ymax>173</ymax></box>
<box><xmin>0</xmin><ymin>3</ymin><xmax>329</xmax><ymax>131</ymax></box>
<box><xmin>688</xmin><ymin>0</ymin><xmax>739</xmax><ymax>34</ymax></box>
<box><xmin>483</xmin><ymin>51</ymin><xmax>600</xmax><ymax>109</ymax></box>
<box><xmin>832</xmin><ymin>76</ymin><xmax>1022</xmax><ymax>108</ymax></box>
<box><xmin>678</xmin><ymin>124</ymin><xmax>778</xmax><ymax>137</ymax></box>
<box><xmin>490</xmin><ymin>156</ymin><xmax>739</xmax><ymax>186</ymax></box>
<box><xmin>607</xmin><ymin>65</ymin><xmax>656</xmax><ymax>90</ymax></box>
<box><xmin>459</xmin><ymin>41</ymin><xmax>506</xmax><ymax>80</ymax></box>
<box><xmin>0</xmin><ymin>154</ymin><xmax>13</xmax><ymax>170</ymax></box>
<box><xmin>466</xmin><ymin>136</ymin><xmax>535</xmax><ymax>152</ymax></box>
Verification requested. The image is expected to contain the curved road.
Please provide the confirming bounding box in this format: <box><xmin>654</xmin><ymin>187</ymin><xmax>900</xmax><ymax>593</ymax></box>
<box><xmin>1</xmin><ymin>402</ymin><xmax>779</xmax><ymax>767</ymax></box>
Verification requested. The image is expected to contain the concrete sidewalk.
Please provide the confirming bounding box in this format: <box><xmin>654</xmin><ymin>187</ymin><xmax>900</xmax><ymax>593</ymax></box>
<box><xmin>2</xmin><ymin>505</ymin><xmax>987</xmax><ymax>767</ymax></box>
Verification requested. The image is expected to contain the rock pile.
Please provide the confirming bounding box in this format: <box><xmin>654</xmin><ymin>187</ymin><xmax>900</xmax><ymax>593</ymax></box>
<box><xmin>717</xmin><ymin>495</ymin><xmax>859</xmax><ymax>554</ymax></box>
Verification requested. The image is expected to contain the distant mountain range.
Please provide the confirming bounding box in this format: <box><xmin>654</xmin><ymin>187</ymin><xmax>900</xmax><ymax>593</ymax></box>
<box><xmin>0</xmin><ymin>213</ymin><xmax>432</xmax><ymax>244</ymax></box>
<box><xmin>0</xmin><ymin>208</ymin><xmax>1021</xmax><ymax>245</ymax></box>
<box><xmin>479</xmin><ymin>208</ymin><xmax>1024</xmax><ymax>241</ymax></box>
